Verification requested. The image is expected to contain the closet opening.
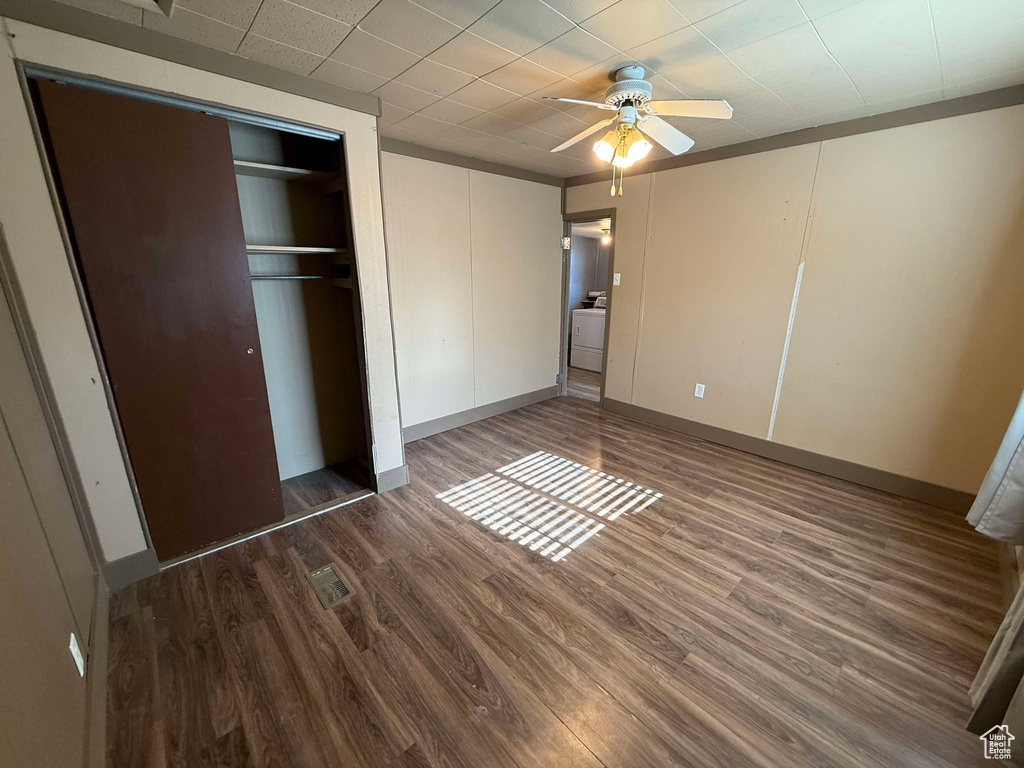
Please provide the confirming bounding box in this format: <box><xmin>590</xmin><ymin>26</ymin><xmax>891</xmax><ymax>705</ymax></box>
<box><xmin>28</xmin><ymin>73</ymin><xmax>377</xmax><ymax>561</ymax></box>
<box><xmin>229</xmin><ymin>122</ymin><xmax>373</xmax><ymax>518</ymax></box>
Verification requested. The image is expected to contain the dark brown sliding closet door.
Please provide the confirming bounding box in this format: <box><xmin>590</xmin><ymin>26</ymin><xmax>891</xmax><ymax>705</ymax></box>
<box><xmin>36</xmin><ymin>80</ymin><xmax>282</xmax><ymax>560</ymax></box>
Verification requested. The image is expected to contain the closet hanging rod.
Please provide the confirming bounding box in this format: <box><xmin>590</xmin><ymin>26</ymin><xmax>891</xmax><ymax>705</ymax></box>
<box><xmin>250</xmin><ymin>274</ymin><xmax>331</xmax><ymax>280</ymax></box>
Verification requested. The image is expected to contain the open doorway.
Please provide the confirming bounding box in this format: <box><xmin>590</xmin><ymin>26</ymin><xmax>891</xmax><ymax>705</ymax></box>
<box><xmin>560</xmin><ymin>210</ymin><xmax>616</xmax><ymax>404</ymax></box>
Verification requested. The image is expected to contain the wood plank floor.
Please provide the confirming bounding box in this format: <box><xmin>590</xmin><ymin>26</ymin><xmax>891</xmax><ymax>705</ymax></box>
<box><xmin>566</xmin><ymin>366</ymin><xmax>601</xmax><ymax>402</ymax></box>
<box><xmin>107</xmin><ymin>396</ymin><xmax>1001</xmax><ymax>768</ymax></box>
<box><xmin>281</xmin><ymin>461</ymin><xmax>369</xmax><ymax>516</ymax></box>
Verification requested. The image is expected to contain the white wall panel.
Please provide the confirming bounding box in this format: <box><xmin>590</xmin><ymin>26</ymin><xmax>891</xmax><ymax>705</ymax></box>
<box><xmin>469</xmin><ymin>171</ymin><xmax>562</xmax><ymax>407</ymax></box>
<box><xmin>384</xmin><ymin>155</ymin><xmax>562</xmax><ymax>430</ymax></box>
<box><xmin>381</xmin><ymin>153</ymin><xmax>475</xmax><ymax>427</ymax></box>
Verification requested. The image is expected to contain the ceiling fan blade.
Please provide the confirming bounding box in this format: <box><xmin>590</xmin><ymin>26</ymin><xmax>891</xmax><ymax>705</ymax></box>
<box><xmin>639</xmin><ymin>116</ymin><xmax>695</xmax><ymax>155</ymax></box>
<box><xmin>644</xmin><ymin>99</ymin><xmax>733</xmax><ymax>119</ymax></box>
<box><xmin>543</xmin><ymin>97</ymin><xmax>616</xmax><ymax>111</ymax></box>
<box><xmin>551</xmin><ymin>118</ymin><xmax>616</xmax><ymax>153</ymax></box>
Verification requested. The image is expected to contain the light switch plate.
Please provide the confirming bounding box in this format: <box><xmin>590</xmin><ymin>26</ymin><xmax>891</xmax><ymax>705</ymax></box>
<box><xmin>694</xmin><ymin>383</ymin><xmax>705</xmax><ymax>398</ymax></box>
<box><xmin>613</xmin><ymin>272</ymin><xmax>621</xmax><ymax>286</ymax></box>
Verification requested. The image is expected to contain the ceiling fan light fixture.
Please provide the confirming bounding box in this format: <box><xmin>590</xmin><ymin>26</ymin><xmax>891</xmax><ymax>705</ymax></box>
<box><xmin>592</xmin><ymin>129</ymin><xmax>618</xmax><ymax>163</ymax></box>
<box><xmin>612</xmin><ymin>128</ymin><xmax>652</xmax><ymax>168</ymax></box>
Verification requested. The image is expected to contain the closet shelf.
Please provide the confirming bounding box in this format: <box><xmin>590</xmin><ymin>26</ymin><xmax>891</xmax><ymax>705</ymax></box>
<box><xmin>234</xmin><ymin>160</ymin><xmax>335</xmax><ymax>183</ymax></box>
<box><xmin>246</xmin><ymin>245</ymin><xmax>347</xmax><ymax>256</ymax></box>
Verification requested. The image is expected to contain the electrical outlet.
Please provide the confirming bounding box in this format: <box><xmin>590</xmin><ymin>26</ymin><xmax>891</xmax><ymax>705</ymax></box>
<box><xmin>69</xmin><ymin>632</ymin><xmax>85</xmax><ymax>677</ymax></box>
<box><xmin>694</xmin><ymin>383</ymin><xmax>705</xmax><ymax>398</ymax></box>
<box><xmin>613</xmin><ymin>272</ymin><xmax>621</xmax><ymax>286</ymax></box>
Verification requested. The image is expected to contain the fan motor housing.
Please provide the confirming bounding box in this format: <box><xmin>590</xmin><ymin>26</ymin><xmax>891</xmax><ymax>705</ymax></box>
<box><xmin>605</xmin><ymin>65</ymin><xmax>652</xmax><ymax>107</ymax></box>
<box><xmin>605</xmin><ymin>78</ymin><xmax>652</xmax><ymax>107</ymax></box>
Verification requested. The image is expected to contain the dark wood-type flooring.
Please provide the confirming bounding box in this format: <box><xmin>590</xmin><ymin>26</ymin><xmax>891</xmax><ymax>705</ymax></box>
<box><xmin>107</xmin><ymin>396</ymin><xmax>1001</xmax><ymax>768</ymax></box>
<box><xmin>566</xmin><ymin>366</ymin><xmax>601</xmax><ymax>402</ymax></box>
<box><xmin>281</xmin><ymin>461</ymin><xmax>369</xmax><ymax>517</ymax></box>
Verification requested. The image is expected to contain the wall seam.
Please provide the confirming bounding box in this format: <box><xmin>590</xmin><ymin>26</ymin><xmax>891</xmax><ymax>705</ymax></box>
<box><xmin>767</xmin><ymin>262</ymin><xmax>805</xmax><ymax>442</ymax></box>
<box><xmin>767</xmin><ymin>142</ymin><xmax>823</xmax><ymax>441</ymax></box>
<box><xmin>0</xmin><ymin>405</ymin><xmax>81</xmax><ymax>637</ymax></box>
<box><xmin>630</xmin><ymin>173</ymin><xmax>657</xmax><ymax>406</ymax></box>
<box><xmin>467</xmin><ymin>168</ymin><xmax>478</xmax><ymax>409</ymax></box>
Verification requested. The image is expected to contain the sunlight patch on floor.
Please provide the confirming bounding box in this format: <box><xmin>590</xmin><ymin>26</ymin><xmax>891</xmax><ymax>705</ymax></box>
<box><xmin>435</xmin><ymin>450</ymin><xmax>662</xmax><ymax>562</ymax></box>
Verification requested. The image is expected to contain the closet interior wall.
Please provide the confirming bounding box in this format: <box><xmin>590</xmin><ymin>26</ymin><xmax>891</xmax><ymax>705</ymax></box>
<box><xmin>229</xmin><ymin>122</ymin><xmax>370</xmax><ymax>509</ymax></box>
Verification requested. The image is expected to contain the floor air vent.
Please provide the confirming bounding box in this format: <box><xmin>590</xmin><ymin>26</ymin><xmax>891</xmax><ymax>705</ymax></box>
<box><xmin>306</xmin><ymin>564</ymin><xmax>352</xmax><ymax>609</ymax></box>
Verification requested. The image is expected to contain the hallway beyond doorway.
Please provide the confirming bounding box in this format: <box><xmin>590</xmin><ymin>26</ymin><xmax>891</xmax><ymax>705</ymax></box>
<box><xmin>567</xmin><ymin>366</ymin><xmax>600</xmax><ymax>402</ymax></box>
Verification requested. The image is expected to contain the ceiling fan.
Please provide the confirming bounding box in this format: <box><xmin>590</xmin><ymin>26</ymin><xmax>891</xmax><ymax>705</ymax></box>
<box><xmin>545</xmin><ymin>65</ymin><xmax>733</xmax><ymax>195</ymax></box>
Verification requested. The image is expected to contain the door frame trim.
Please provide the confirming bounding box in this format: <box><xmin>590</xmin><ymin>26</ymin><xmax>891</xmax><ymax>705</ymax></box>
<box><xmin>561</xmin><ymin>207</ymin><xmax>617</xmax><ymax>405</ymax></box>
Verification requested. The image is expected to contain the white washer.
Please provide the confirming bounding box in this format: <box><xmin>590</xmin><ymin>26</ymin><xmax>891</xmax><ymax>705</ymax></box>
<box><xmin>571</xmin><ymin>308</ymin><xmax>606</xmax><ymax>373</ymax></box>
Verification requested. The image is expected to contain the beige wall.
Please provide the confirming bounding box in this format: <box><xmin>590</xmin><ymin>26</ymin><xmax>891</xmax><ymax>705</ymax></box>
<box><xmin>381</xmin><ymin>153</ymin><xmax>476</xmax><ymax>427</ymax></box>
<box><xmin>382</xmin><ymin>153</ymin><xmax>562</xmax><ymax>431</ymax></box>
<box><xmin>567</xmin><ymin>105</ymin><xmax>1024</xmax><ymax>494</ymax></box>
<box><xmin>635</xmin><ymin>144</ymin><xmax>819</xmax><ymax>437</ymax></box>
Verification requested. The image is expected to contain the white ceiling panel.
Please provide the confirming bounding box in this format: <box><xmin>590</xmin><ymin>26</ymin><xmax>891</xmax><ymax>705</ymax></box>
<box><xmin>795</xmin><ymin>0</ymin><xmax>863</xmax><ymax>20</ymax></box>
<box><xmin>395</xmin><ymin>59</ymin><xmax>476</xmax><ymax>95</ymax></box>
<box><xmin>580</xmin><ymin>0</ymin><xmax>690</xmax><ymax>51</ymax></box>
<box><xmin>312</xmin><ymin>59</ymin><xmax>389</xmax><ymax>91</ymax></box>
<box><xmin>527</xmin><ymin>108</ymin><xmax>592</xmax><ymax>137</ymax></box>
<box><xmin>175</xmin><ymin>0</ymin><xmax>260</xmax><ymax>28</ymax></box>
<box><xmin>938</xmin><ymin>19</ymin><xmax>1024</xmax><ymax>70</ymax></box>
<box><xmin>392</xmin><ymin>111</ymin><xmax>455</xmax><ymax>134</ymax></box>
<box><xmin>491</xmin><ymin>96</ymin><xmax>560</xmax><ymax>124</ymax></box>
<box><xmin>525</xmin><ymin>27</ymin><xmax>618</xmax><ymax>77</ymax></box>
<box><xmin>945</xmin><ymin>68</ymin><xmax>1024</xmax><ymax>99</ymax></box>
<box><xmin>503</xmin><ymin>123</ymin><xmax>563</xmax><ymax>149</ymax></box>
<box><xmin>448</xmin><ymin>78</ymin><xmax>522</xmax><ymax>110</ymax></box>
<box><xmin>665</xmin><ymin>0</ymin><xmax>744</xmax><ymax>23</ymax></box>
<box><xmin>379</xmin><ymin>101</ymin><xmax>415</xmax><ymax>126</ymax></box>
<box><xmin>289</xmin><ymin>0</ymin><xmax>378</xmax><ymax>25</ymax></box>
<box><xmin>788</xmin><ymin>87</ymin><xmax>864</xmax><ymax>117</ymax></box>
<box><xmin>684</xmin><ymin>119</ymin><xmax>758</xmax><ymax>145</ymax></box>
<box><xmin>412</xmin><ymin>0</ymin><xmax>497</xmax><ymax>27</ymax></box>
<box><xmin>864</xmin><ymin>88</ymin><xmax>941</xmax><ymax>114</ymax></box>
<box><xmin>427</xmin><ymin>31</ymin><xmax>520</xmax><ymax>77</ymax></box>
<box><xmin>330</xmin><ymin>29</ymin><xmax>420</xmax><ymax>79</ymax></box>
<box><xmin>728</xmin><ymin>89</ymin><xmax>798</xmax><ymax>128</ymax></box>
<box><xmin>236</xmin><ymin>33</ymin><xmax>324</xmax><ymax>74</ymax></box>
<box><xmin>771</xmin><ymin>70</ymin><xmax>856</xmax><ymax>104</ymax></box>
<box><xmin>726</xmin><ymin>23</ymin><xmax>834</xmax><ymax>77</ymax></box>
<box><xmin>249</xmin><ymin>0</ymin><xmax>350</xmax><ymax>57</ymax></box>
<box><xmin>418</xmin><ymin>98</ymin><xmax>486</xmax><ymax>123</ymax></box>
<box><xmin>482</xmin><ymin>57</ymin><xmax>564</xmax><ymax>94</ymax></box>
<box><xmin>842</xmin><ymin>48</ymin><xmax>941</xmax><ymax>103</ymax></box>
<box><xmin>625</xmin><ymin>25</ymin><xmax>719</xmax><ymax>72</ymax></box>
<box><xmin>51</xmin><ymin>0</ymin><xmax>1024</xmax><ymax>178</ymax></box>
<box><xmin>659</xmin><ymin>53</ymin><xmax>751</xmax><ymax>93</ymax></box>
<box><xmin>462</xmin><ymin>111</ymin><xmax>522</xmax><ymax>134</ymax></box>
<box><xmin>141</xmin><ymin>7</ymin><xmax>245</xmax><ymax>52</ymax></box>
<box><xmin>372</xmin><ymin>79</ymin><xmax>442</xmax><ymax>111</ymax></box>
<box><xmin>695</xmin><ymin>0</ymin><xmax>806</xmax><ymax>52</ymax></box>
<box><xmin>542</xmin><ymin>0</ymin><xmax>620</xmax><ymax>23</ymax></box>
<box><xmin>358</xmin><ymin>0</ymin><xmax>461</xmax><ymax>55</ymax></box>
<box><xmin>931</xmin><ymin>0</ymin><xmax>1024</xmax><ymax>43</ymax></box>
<box><xmin>468</xmin><ymin>0</ymin><xmax>575</xmax><ymax>55</ymax></box>
<box><xmin>813</xmin><ymin>0</ymin><xmax>935</xmax><ymax>62</ymax></box>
